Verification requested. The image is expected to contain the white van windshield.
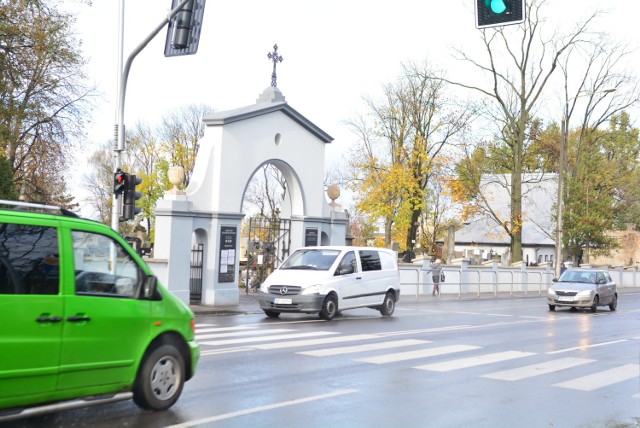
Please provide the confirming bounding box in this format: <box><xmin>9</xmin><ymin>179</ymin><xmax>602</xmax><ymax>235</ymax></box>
<box><xmin>281</xmin><ymin>249</ymin><xmax>340</xmax><ymax>270</ymax></box>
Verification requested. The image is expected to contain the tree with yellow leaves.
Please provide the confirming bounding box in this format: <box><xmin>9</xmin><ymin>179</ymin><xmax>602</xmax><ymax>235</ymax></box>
<box><xmin>347</xmin><ymin>61</ymin><xmax>474</xmax><ymax>257</ymax></box>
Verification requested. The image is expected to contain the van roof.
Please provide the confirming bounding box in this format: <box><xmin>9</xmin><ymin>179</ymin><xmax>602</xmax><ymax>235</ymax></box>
<box><xmin>0</xmin><ymin>199</ymin><xmax>81</xmax><ymax>219</ymax></box>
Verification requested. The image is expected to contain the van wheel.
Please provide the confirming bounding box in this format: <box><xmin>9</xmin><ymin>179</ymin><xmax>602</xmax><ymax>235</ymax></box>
<box><xmin>609</xmin><ymin>294</ymin><xmax>617</xmax><ymax>311</ymax></box>
<box><xmin>133</xmin><ymin>344</ymin><xmax>185</xmax><ymax>410</ymax></box>
<box><xmin>264</xmin><ymin>310</ymin><xmax>281</xmax><ymax>318</ymax></box>
<box><xmin>319</xmin><ymin>294</ymin><xmax>338</xmax><ymax>321</ymax></box>
<box><xmin>380</xmin><ymin>292</ymin><xmax>395</xmax><ymax>317</ymax></box>
<box><xmin>590</xmin><ymin>295</ymin><xmax>599</xmax><ymax>313</ymax></box>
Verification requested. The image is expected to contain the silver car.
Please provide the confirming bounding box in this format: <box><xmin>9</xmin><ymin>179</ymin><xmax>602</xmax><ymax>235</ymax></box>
<box><xmin>547</xmin><ymin>269</ymin><xmax>618</xmax><ymax>312</ymax></box>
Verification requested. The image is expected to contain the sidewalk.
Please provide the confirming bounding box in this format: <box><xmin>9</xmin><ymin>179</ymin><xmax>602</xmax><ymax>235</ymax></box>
<box><xmin>189</xmin><ymin>287</ymin><xmax>640</xmax><ymax>316</ymax></box>
<box><xmin>190</xmin><ymin>291</ymin><xmax>262</xmax><ymax>316</ymax></box>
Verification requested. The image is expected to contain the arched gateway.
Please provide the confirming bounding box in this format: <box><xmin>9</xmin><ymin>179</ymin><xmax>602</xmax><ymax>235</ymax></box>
<box><xmin>153</xmin><ymin>86</ymin><xmax>349</xmax><ymax>305</ymax></box>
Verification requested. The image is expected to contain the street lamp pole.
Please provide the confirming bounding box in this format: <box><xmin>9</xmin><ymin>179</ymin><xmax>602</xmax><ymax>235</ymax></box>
<box><xmin>555</xmin><ymin>108</ymin><xmax>568</xmax><ymax>278</ymax></box>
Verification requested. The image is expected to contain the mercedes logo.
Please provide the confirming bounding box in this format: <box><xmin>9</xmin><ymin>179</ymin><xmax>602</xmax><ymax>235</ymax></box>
<box><xmin>280</xmin><ymin>287</ymin><xmax>288</xmax><ymax>295</ymax></box>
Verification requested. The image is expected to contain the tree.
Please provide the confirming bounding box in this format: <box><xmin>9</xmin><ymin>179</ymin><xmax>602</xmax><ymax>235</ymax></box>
<box><xmin>347</xmin><ymin>61</ymin><xmax>473</xmax><ymax>253</ymax></box>
<box><xmin>125</xmin><ymin>121</ymin><xmax>166</xmax><ymax>240</ymax></box>
<box><xmin>159</xmin><ymin>103</ymin><xmax>214</xmax><ymax>186</ymax></box>
<box><xmin>563</xmin><ymin>113</ymin><xmax>640</xmax><ymax>263</ymax></box>
<box><xmin>243</xmin><ymin>164</ymin><xmax>287</xmax><ymax>217</ymax></box>
<box><xmin>0</xmin><ymin>0</ymin><xmax>93</xmax><ymax>206</ymax></box>
<box><xmin>82</xmin><ymin>143</ymin><xmax>113</xmax><ymax>223</ymax></box>
<box><xmin>555</xmin><ymin>37</ymin><xmax>640</xmax><ymax>263</ymax></box>
<box><xmin>446</xmin><ymin>0</ymin><xmax>603</xmax><ymax>263</ymax></box>
<box><xmin>0</xmin><ymin>156</ymin><xmax>18</xmax><ymax>200</ymax></box>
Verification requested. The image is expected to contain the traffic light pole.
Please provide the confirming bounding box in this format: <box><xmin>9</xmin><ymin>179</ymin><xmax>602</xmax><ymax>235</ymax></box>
<box><xmin>111</xmin><ymin>0</ymin><xmax>193</xmax><ymax>232</ymax></box>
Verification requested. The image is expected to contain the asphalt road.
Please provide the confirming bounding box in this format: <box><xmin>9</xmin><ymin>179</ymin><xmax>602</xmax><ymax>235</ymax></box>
<box><xmin>4</xmin><ymin>293</ymin><xmax>640</xmax><ymax>428</ymax></box>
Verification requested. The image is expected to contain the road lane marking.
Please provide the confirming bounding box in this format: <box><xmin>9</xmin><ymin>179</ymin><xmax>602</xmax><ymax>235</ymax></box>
<box><xmin>196</xmin><ymin>328</ymin><xmax>296</xmax><ymax>340</ymax></box>
<box><xmin>198</xmin><ymin>331</ymin><xmax>338</xmax><ymax>346</ymax></box>
<box><xmin>196</xmin><ymin>325</ymin><xmax>257</xmax><ymax>333</ymax></box>
<box><xmin>482</xmin><ymin>357</ymin><xmax>595</xmax><ymax>381</ymax></box>
<box><xmin>357</xmin><ymin>344</ymin><xmax>480</xmax><ymax>364</ymax></box>
<box><xmin>553</xmin><ymin>364</ymin><xmax>639</xmax><ymax>391</ymax></box>
<box><xmin>200</xmin><ymin>347</ymin><xmax>255</xmax><ymax>356</ymax></box>
<box><xmin>297</xmin><ymin>339</ymin><xmax>430</xmax><ymax>357</ymax></box>
<box><xmin>166</xmin><ymin>389</ymin><xmax>359</xmax><ymax>427</ymax></box>
<box><xmin>546</xmin><ymin>339</ymin><xmax>628</xmax><ymax>355</ymax></box>
<box><xmin>252</xmin><ymin>334</ymin><xmax>380</xmax><ymax>350</ymax></box>
<box><xmin>414</xmin><ymin>350</ymin><xmax>536</xmax><ymax>372</ymax></box>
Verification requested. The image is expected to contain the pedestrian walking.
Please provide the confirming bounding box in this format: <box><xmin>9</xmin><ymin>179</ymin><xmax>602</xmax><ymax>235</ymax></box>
<box><xmin>431</xmin><ymin>259</ymin><xmax>443</xmax><ymax>296</ymax></box>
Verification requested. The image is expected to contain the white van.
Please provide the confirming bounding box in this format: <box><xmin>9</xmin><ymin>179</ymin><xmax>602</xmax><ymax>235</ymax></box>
<box><xmin>257</xmin><ymin>246</ymin><xmax>400</xmax><ymax>320</ymax></box>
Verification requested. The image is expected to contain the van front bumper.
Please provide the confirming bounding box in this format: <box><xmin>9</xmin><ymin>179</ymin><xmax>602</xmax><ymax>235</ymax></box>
<box><xmin>258</xmin><ymin>292</ymin><xmax>325</xmax><ymax>314</ymax></box>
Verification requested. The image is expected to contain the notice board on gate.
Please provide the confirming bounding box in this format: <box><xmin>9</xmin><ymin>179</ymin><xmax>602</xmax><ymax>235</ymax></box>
<box><xmin>305</xmin><ymin>228</ymin><xmax>318</xmax><ymax>247</ymax></box>
<box><xmin>218</xmin><ymin>226</ymin><xmax>237</xmax><ymax>283</ymax></box>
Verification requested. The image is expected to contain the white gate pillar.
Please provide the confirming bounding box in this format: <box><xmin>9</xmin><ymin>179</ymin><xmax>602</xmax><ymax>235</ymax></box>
<box><xmin>154</xmin><ymin>196</ymin><xmax>194</xmax><ymax>304</ymax></box>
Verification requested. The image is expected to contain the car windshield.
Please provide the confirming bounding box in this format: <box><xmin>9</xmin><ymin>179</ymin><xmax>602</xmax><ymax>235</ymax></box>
<box><xmin>280</xmin><ymin>249</ymin><xmax>340</xmax><ymax>270</ymax></box>
<box><xmin>558</xmin><ymin>270</ymin><xmax>599</xmax><ymax>284</ymax></box>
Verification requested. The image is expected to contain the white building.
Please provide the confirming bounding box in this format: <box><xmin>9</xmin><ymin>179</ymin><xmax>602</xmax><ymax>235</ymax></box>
<box><xmin>449</xmin><ymin>173</ymin><xmax>558</xmax><ymax>266</ymax></box>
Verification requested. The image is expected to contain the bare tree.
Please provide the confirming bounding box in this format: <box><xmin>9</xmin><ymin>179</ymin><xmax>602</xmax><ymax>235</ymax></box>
<box><xmin>445</xmin><ymin>0</ymin><xmax>601</xmax><ymax>263</ymax></box>
<box><xmin>82</xmin><ymin>142</ymin><xmax>113</xmax><ymax>223</ymax></box>
<box><xmin>243</xmin><ymin>164</ymin><xmax>287</xmax><ymax>217</ymax></box>
<box><xmin>159</xmin><ymin>103</ymin><xmax>214</xmax><ymax>186</ymax></box>
<box><xmin>558</xmin><ymin>38</ymin><xmax>640</xmax><ymax>263</ymax></box>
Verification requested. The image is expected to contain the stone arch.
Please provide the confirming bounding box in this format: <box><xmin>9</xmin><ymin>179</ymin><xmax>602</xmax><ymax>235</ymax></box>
<box><xmin>240</xmin><ymin>159</ymin><xmax>305</xmax><ymax>218</ymax></box>
<box><xmin>153</xmin><ymin>87</ymin><xmax>350</xmax><ymax>306</ymax></box>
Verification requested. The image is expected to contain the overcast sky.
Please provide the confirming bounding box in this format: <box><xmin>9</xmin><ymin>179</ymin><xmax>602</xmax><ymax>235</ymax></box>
<box><xmin>67</xmin><ymin>0</ymin><xmax>640</xmax><ymax>187</ymax></box>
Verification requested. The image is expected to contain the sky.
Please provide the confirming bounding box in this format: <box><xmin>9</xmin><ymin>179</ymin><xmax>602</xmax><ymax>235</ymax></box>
<box><xmin>65</xmin><ymin>0</ymin><xmax>640</xmax><ymax>208</ymax></box>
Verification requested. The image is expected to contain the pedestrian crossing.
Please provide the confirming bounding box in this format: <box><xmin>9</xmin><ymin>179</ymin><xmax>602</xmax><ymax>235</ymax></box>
<box><xmin>195</xmin><ymin>323</ymin><xmax>639</xmax><ymax>394</ymax></box>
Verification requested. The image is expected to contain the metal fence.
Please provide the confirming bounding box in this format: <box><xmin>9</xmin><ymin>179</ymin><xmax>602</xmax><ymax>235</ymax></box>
<box><xmin>399</xmin><ymin>261</ymin><xmax>640</xmax><ymax>300</ymax></box>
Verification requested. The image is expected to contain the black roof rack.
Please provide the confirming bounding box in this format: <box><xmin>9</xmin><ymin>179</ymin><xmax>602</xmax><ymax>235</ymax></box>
<box><xmin>0</xmin><ymin>199</ymin><xmax>80</xmax><ymax>218</ymax></box>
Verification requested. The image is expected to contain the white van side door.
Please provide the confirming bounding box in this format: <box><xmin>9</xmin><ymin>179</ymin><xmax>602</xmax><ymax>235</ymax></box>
<box><xmin>332</xmin><ymin>250</ymin><xmax>363</xmax><ymax>309</ymax></box>
<box><xmin>357</xmin><ymin>249</ymin><xmax>388</xmax><ymax>306</ymax></box>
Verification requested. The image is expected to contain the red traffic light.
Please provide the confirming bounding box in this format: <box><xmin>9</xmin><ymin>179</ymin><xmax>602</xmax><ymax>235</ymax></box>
<box><xmin>114</xmin><ymin>169</ymin><xmax>128</xmax><ymax>196</ymax></box>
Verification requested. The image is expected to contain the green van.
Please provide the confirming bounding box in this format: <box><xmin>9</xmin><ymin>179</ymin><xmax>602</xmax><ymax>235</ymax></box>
<box><xmin>0</xmin><ymin>200</ymin><xmax>199</xmax><ymax>421</ymax></box>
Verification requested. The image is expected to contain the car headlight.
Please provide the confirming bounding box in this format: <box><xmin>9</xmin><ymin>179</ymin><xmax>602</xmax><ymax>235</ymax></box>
<box><xmin>547</xmin><ymin>288</ymin><xmax>557</xmax><ymax>298</ymax></box>
<box><xmin>576</xmin><ymin>290</ymin><xmax>594</xmax><ymax>299</ymax></box>
<box><xmin>301</xmin><ymin>284</ymin><xmax>322</xmax><ymax>295</ymax></box>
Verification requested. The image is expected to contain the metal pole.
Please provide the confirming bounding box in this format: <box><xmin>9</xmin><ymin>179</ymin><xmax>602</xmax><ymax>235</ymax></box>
<box><xmin>111</xmin><ymin>0</ymin><xmax>192</xmax><ymax>232</ymax></box>
<box><xmin>111</xmin><ymin>0</ymin><xmax>126</xmax><ymax>232</ymax></box>
<box><xmin>555</xmin><ymin>107</ymin><xmax>567</xmax><ymax>278</ymax></box>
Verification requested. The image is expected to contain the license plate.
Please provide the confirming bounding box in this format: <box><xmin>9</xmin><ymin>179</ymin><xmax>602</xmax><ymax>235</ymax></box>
<box><xmin>558</xmin><ymin>297</ymin><xmax>573</xmax><ymax>303</ymax></box>
<box><xmin>274</xmin><ymin>298</ymin><xmax>292</xmax><ymax>305</ymax></box>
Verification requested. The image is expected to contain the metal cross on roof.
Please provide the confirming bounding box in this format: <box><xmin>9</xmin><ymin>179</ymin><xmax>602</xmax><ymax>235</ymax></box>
<box><xmin>267</xmin><ymin>44</ymin><xmax>283</xmax><ymax>87</ymax></box>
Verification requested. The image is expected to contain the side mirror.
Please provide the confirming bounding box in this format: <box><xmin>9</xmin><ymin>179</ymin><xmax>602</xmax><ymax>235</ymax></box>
<box><xmin>141</xmin><ymin>275</ymin><xmax>158</xmax><ymax>299</ymax></box>
<box><xmin>552</xmin><ymin>278</ymin><xmax>558</xmax><ymax>282</ymax></box>
<box><xmin>335</xmin><ymin>265</ymin><xmax>354</xmax><ymax>276</ymax></box>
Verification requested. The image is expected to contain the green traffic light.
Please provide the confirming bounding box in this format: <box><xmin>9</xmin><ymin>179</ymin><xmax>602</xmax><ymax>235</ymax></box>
<box><xmin>484</xmin><ymin>0</ymin><xmax>507</xmax><ymax>14</ymax></box>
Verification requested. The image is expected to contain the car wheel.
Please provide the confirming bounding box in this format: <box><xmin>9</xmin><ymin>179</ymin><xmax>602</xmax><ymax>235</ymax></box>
<box><xmin>319</xmin><ymin>294</ymin><xmax>338</xmax><ymax>321</ymax></box>
<box><xmin>590</xmin><ymin>295</ymin><xmax>599</xmax><ymax>313</ymax></box>
<box><xmin>264</xmin><ymin>310</ymin><xmax>281</xmax><ymax>318</ymax></box>
<box><xmin>380</xmin><ymin>292</ymin><xmax>395</xmax><ymax>317</ymax></box>
<box><xmin>548</xmin><ymin>304</ymin><xmax>555</xmax><ymax>311</ymax></box>
<box><xmin>133</xmin><ymin>344</ymin><xmax>185</xmax><ymax>410</ymax></box>
<box><xmin>609</xmin><ymin>294</ymin><xmax>617</xmax><ymax>311</ymax></box>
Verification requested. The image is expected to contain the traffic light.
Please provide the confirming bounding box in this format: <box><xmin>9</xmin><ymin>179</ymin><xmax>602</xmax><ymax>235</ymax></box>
<box><xmin>164</xmin><ymin>0</ymin><xmax>207</xmax><ymax>57</ymax></box>
<box><xmin>475</xmin><ymin>0</ymin><xmax>525</xmax><ymax>29</ymax></box>
<box><xmin>114</xmin><ymin>169</ymin><xmax>127</xmax><ymax>196</ymax></box>
<box><xmin>122</xmin><ymin>175</ymin><xmax>143</xmax><ymax>221</ymax></box>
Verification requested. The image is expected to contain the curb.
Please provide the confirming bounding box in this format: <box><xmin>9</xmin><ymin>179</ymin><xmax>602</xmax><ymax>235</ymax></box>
<box><xmin>190</xmin><ymin>288</ymin><xmax>640</xmax><ymax>316</ymax></box>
